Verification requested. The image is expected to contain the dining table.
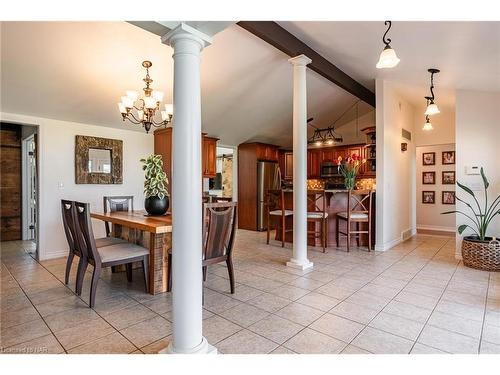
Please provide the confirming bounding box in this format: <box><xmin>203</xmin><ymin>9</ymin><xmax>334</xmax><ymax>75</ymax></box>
<box><xmin>90</xmin><ymin>210</ymin><xmax>172</xmax><ymax>295</ymax></box>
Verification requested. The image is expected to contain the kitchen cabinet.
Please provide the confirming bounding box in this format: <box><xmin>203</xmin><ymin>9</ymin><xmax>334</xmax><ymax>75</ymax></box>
<box><xmin>284</xmin><ymin>152</ymin><xmax>293</xmax><ymax>180</ymax></box>
<box><xmin>348</xmin><ymin>146</ymin><xmax>362</xmax><ymax>159</ymax></box>
<box><xmin>257</xmin><ymin>144</ymin><xmax>279</xmax><ymax>161</ymax></box>
<box><xmin>307</xmin><ymin>149</ymin><xmax>321</xmax><ymax>179</ymax></box>
<box><xmin>321</xmin><ymin>149</ymin><xmax>335</xmax><ymax>162</ymax></box>
<box><xmin>202</xmin><ymin>136</ymin><xmax>218</xmax><ymax>178</ymax></box>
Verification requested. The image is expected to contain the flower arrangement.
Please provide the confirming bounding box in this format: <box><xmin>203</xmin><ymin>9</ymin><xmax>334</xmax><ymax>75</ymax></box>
<box><xmin>337</xmin><ymin>154</ymin><xmax>366</xmax><ymax>190</ymax></box>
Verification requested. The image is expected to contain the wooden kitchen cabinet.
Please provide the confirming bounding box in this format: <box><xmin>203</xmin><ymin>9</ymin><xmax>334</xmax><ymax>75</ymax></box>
<box><xmin>284</xmin><ymin>152</ymin><xmax>293</xmax><ymax>179</ymax></box>
<box><xmin>321</xmin><ymin>149</ymin><xmax>334</xmax><ymax>162</ymax></box>
<box><xmin>202</xmin><ymin>136</ymin><xmax>218</xmax><ymax>178</ymax></box>
<box><xmin>257</xmin><ymin>144</ymin><xmax>279</xmax><ymax>161</ymax></box>
<box><xmin>307</xmin><ymin>149</ymin><xmax>321</xmax><ymax>179</ymax></box>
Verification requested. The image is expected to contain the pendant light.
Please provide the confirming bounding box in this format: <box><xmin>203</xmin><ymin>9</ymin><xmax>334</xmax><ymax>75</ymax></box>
<box><xmin>423</xmin><ymin>116</ymin><xmax>433</xmax><ymax>131</ymax></box>
<box><xmin>424</xmin><ymin>69</ymin><xmax>440</xmax><ymax>116</ymax></box>
<box><xmin>376</xmin><ymin>21</ymin><xmax>400</xmax><ymax>69</ymax></box>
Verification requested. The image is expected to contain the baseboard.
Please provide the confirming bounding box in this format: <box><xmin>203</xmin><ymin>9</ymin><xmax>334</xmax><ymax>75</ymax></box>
<box><xmin>417</xmin><ymin>225</ymin><xmax>456</xmax><ymax>233</ymax></box>
<box><xmin>375</xmin><ymin>236</ymin><xmax>402</xmax><ymax>251</ymax></box>
<box><xmin>39</xmin><ymin>249</ymin><xmax>68</xmax><ymax>261</ymax></box>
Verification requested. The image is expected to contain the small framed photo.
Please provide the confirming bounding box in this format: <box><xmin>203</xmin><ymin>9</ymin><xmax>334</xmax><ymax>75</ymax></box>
<box><xmin>422</xmin><ymin>191</ymin><xmax>435</xmax><ymax>204</ymax></box>
<box><xmin>422</xmin><ymin>152</ymin><xmax>436</xmax><ymax>166</ymax></box>
<box><xmin>442</xmin><ymin>191</ymin><xmax>456</xmax><ymax>205</ymax></box>
<box><xmin>442</xmin><ymin>151</ymin><xmax>455</xmax><ymax>165</ymax></box>
<box><xmin>422</xmin><ymin>171</ymin><xmax>436</xmax><ymax>184</ymax></box>
<box><xmin>442</xmin><ymin>171</ymin><xmax>456</xmax><ymax>185</ymax></box>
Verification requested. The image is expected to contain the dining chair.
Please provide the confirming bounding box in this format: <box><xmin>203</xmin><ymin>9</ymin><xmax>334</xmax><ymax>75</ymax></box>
<box><xmin>167</xmin><ymin>202</ymin><xmax>238</xmax><ymax>294</ymax></box>
<box><xmin>336</xmin><ymin>189</ymin><xmax>374</xmax><ymax>252</ymax></box>
<box><xmin>266</xmin><ymin>189</ymin><xmax>293</xmax><ymax>247</ymax></box>
<box><xmin>103</xmin><ymin>196</ymin><xmax>134</xmax><ymax>237</ymax></box>
<box><xmin>61</xmin><ymin>200</ymin><xmax>127</xmax><ymax>294</ymax></box>
<box><xmin>307</xmin><ymin>190</ymin><xmax>329</xmax><ymax>253</ymax></box>
<box><xmin>73</xmin><ymin>201</ymin><xmax>149</xmax><ymax>308</ymax></box>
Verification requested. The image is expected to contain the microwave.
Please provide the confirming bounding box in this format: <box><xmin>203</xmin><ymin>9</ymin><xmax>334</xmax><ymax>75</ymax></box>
<box><xmin>320</xmin><ymin>162</ymin><xmax>341</xmax><ymax>178</ymax></box>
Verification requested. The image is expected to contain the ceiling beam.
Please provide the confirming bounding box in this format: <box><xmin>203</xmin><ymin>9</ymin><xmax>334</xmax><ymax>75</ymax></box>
<box><xmin>237</xmin><ymin>21</ymin><xmax>375</xmax><ymax>107</ymax></box>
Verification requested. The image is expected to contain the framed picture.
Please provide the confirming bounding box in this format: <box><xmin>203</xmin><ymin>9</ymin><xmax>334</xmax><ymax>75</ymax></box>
<box><xmin>442</xmin><ymin>151</ymin><xmax>455</xmax><ymax>165</ymax></box>
<box><xmin>422</xmin><ymin>171</ymin><xmax>436</xmax><ymax>184</ymax></box>
<box><xmin>442</xmin><ymin>191</ymin><xmax>456</xmax><ymax>205</ymax></box>
<box><xmin>422</xmin><ymin>191</ymin><xmax>435</xmax><ymax>204</ymax></box>
<box><xmin>442</xmin><ymin>171</ymin><xmax>456</xmax><ymax>184</ymax></box>
<box><xmin>422</xmin><ymin>152</ymin><xmax>436</xmax><ymax>166</ymax></box>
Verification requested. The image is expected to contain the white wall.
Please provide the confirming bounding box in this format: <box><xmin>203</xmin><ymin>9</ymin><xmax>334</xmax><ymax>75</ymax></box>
<box><xmin>416</xmin><ymin>143</ymin><xmax>456</xmax><ymax>232</ymax></box>
<box><xmin>413</xmin><ymin>105</ymin><xmax>455</xmax><ymax>146</ymax></box>
<box><xmin>455</xmin><ymin>90</ymin><xmax>500</xmax><ymax>256</ymax></box>
<box><xmin>0</xmin><ymin>112</ymin><xmax>154</xmax><ymax>260</ymax></box>
<box><xmin>375</xmin><ymin>80</ymin><xmax>417</xmax><ymax>250</ymax></box>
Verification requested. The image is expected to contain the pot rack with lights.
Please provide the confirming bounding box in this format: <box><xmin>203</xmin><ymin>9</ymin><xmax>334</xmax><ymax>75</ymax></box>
<box><xmin>118</xmin><ymin>61</ymin><xmax>173</xmax><ymax>133</ymax></box>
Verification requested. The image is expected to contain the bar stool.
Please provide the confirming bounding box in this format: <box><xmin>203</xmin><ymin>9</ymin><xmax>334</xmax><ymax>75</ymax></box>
<box><xmin>266</xmin><ymin>189</ymin><xmax>293</xmax><ymax>247</ymax></box>
<box><xmin>307</xmin><ymin>190</ymin><xmax>329</xmax><ymax>253</ymax></box>
<box><xmin>336</xmin><ymin>189</ymin><xmax>373</xmax><ymax>251</ymax></box>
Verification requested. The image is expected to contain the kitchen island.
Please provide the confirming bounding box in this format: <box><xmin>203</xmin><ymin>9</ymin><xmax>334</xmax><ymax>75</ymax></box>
<box><xmin>270</xmin><ymin>189</ymin><xmax>376</xmax><ymax>248</ymax></box>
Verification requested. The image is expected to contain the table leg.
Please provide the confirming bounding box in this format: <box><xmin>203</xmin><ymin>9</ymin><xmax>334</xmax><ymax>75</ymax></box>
<box><xmin>148</xmin><ymin>232</ymin><xmax>171</xmax><ymax>294</ymax></box>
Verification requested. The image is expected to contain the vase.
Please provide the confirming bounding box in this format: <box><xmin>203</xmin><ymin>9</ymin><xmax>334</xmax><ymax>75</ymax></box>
<box><xmin>145</xmin><ymin>196</ymin><xmax>169</xmax><ymax>216</ymax></box>
<box><xmin>344</xmin><ymin>176</ymin><xmax>356</xmax><ymax>190</ymax></box>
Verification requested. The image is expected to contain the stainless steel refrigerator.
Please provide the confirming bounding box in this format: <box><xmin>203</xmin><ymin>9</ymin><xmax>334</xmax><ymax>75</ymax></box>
<box><xmin>257</xmin><ymin>161</ymin><xmax>281</xmax><ymax>231</ymax></box>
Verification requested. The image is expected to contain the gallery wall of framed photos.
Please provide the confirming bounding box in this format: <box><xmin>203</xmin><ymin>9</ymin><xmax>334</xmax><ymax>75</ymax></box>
<box><xmin>416</xmin><ymin>143</ymin><xmax>456</xmax><ymax>232</ymax></box>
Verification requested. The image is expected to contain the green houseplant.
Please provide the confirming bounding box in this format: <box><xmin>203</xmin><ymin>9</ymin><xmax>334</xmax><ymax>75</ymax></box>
<box><xmin>442</xmin><ymin>167</ymin><xmax>500</xmax><ymax>271</ymax></box>
<box><xmin>140</xmin><ymin>154</ymin><xmax>169</xmax><ymax>216</ymax></box>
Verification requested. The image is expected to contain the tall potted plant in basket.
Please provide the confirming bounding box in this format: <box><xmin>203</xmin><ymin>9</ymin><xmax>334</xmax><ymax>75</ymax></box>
<box><xmin>140</xmin><ymin>154</ymin><xmax>169</xmax><ymax>216</ymax></box>
<box><xmin>442</xmin><ymin>167</ymin><xmax>500</xmax><ymax>271</ymax></box>
<box><xmin>337</xmin><ymin>154</ymin><xmax>366</xmax><ymax>190</ymax></box>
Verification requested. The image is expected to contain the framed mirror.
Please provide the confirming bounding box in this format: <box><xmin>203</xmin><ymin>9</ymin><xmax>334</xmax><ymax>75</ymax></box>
<box><xmin>75</xmin><ymin>135</ymin><xmax>123</xmax><ymax>184</ymax></box>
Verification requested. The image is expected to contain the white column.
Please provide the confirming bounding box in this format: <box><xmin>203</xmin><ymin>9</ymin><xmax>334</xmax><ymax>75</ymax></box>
<box><xmin>287</xmin><ymin>55</ymin><xmax>314</xmax><ymax>271</ymax></box>
<box><xmin>160</xmin><ymin>23</ymin><xmax>216</xmax><ymax>354</ymax></box>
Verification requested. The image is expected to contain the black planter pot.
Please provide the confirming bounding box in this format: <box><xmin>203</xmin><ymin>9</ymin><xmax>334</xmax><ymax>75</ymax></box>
<box><xmin>144</xmin><ymin>196</ymin><xmax>169</xmax><ymax>216</ymax></box>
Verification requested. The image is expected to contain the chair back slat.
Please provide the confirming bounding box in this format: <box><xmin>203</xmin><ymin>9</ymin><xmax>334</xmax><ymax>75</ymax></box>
<box><xmin>203</xmin><ymin>202</ymin><xmax>237</xmax><ymax>262</ymax></box>
<box><xmin>103</xmin><ymin>196</ymin><xmax>134</xmax><ymax>236</ymax></box>
<box><xmin>307</xmin><ymin>190</ymin><xmax>327</xmax><ymax>216</ymax></box>
<box><xmin>348</xmin><ymin>190</ymin><xmax>373</xmax><ymax>215</ymax></box>
<box><xmin>61</xmin><ymin>200</ymin><xmax>81</xmax><ymax>257</ymax></box>
<box><xmin>74</xmin><ymin>201</ymin><xmax>101</xmax><ymax>264</ymax></box>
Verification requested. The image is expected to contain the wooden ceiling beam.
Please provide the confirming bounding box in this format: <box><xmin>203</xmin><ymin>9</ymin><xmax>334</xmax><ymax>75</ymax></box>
<box><xmin>237</xmin><ymin>21</ymin><xmax>375</xmax><ymax>107</ymax></box>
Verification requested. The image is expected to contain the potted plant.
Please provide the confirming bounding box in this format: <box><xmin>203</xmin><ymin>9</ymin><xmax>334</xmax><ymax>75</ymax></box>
<box><xmin>442</xmin><ymin>167</ymin><xmax>500</xmax><ymax>271</ymax></box>
<box><xmin>140</xmin><ymin>154</ymin><xmax>169</xmax><ymax>216</ymax></box>
<box><xmin>337</xmin><ymin>154</ymin><xmax>366</xmax><ymax>190</ymax></box>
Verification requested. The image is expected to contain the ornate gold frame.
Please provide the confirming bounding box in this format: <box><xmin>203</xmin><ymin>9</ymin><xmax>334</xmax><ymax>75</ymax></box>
<box><xmin>75</xmin><ymin>135</ymin><xmax>123</xmax><ymax>184</ymax></box>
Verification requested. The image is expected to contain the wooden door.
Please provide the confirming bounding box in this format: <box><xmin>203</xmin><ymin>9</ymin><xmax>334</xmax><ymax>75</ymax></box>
<box><xmin>284</xmin><ymin>152</ymin><xmax>293</xmax><ymax>179</ymax></box>
<box><xmin>1</xmin><ymin>124</ymin><xmax>22</xmax><ymax>240</ymax></box>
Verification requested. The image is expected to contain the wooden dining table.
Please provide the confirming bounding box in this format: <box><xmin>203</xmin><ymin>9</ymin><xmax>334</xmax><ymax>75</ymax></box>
<box><xmin>90</xmin><ymin>210</ymin><xmax>172</xmax><ymax>295</ymax></box>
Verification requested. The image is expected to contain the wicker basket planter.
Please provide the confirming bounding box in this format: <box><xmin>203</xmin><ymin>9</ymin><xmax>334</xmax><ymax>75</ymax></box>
<box><xmin>461</xmin><ymin>236</ymin><xmax>500</xmax><ymax>272</ymax></box>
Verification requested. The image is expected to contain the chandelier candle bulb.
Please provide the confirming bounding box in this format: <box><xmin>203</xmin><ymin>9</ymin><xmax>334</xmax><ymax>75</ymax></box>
<box><xmin>165</xmin><ymin>103</ymin><xmax>173</xmax><ymax>116</ymax></box>
<box><xmin>121</xmin><ymin>96</ymin><xmax>134</xmax><ymax>109</ymax></box>
<box><xmin>161</xmin><ymin>111</ymin><xmax>168</xmax><ymax>121</ymax></box>
<box><xmin>144</xmin><ymin>96</ymin><xmax>157</xmax><ymax>109</ymax></box>
<box><xmin>137</xmin><ymin>110</ymin><xmax>144</xmax><ymax>120</ymax></box>
<box><xmin>153</xmin><ymin>91</ymin><xmax>164</xmax><ymax>102</ymax></box>
<box><xmin>118</xmin><ymin>103</ymin><xmax>127</xmax><ymax>114</ymax></box>
<box><xmin>126</xmin><ymin>90</ymin><xmax>139</xmax><ymax>101</ymax></box>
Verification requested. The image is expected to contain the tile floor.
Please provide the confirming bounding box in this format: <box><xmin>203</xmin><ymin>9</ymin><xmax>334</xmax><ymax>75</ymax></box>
<box><xmin>1</xmin><ymin>231</ymin><xmax>500</xmax><ymax>354</ymax></box>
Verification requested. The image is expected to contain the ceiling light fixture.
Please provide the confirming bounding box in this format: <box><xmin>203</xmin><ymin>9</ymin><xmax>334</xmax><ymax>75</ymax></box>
<box><xmin>307</xmin><ymin>118</ymin><xmax>344</xmax><ymax>147</ymax></box>
<box><xmin>424</xmin><ymin>68</ymin><xmax>440</xmax><ymax>116</ymax></box>
<box><xmin>423</xmin><ymin>116</ymin><xmax>434</xmax><ymax>131</ymax></box>
<box><xmin>376</xmin><ymin>21</ymin><xmax>400</xmax><ymax>69</ymax></box>
<box><xmin>118</xmin><ymin>61</ymin><xmax>172</xmax><ymax>133</ymax></box>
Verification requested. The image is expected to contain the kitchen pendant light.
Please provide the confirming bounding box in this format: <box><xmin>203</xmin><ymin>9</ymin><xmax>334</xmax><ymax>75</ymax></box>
<box><xmin>424</xmin><ymin>69</ymin><xmax>440</xmax><ymax>116</ymax></box>
<box><xmin>376</xmin><ymin>21</ymin><xmax>400</xmax><ymax>69</ymax></box>
<box><xmin>423</xmin><ymin>116</ymin><xmax>433</xmax><ymax>131</ymax></box>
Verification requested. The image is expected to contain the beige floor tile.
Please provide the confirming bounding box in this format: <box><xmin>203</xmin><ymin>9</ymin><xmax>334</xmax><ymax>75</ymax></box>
<box><xmin>369</xmin><ymin>312</ymin><xmax>424</xmax><ymax>341</ymax></box>
<box><xmin>53</xmin><ymin>317</ymin><xmax>115</xmax><ymax>350</ymax></box>
<box><xmin>434</xmin><ymin>300</ymin><xmax>484</xmax><ymax>322</ymax></box>
<box><xmin>341</xmin><ymin>344</ymin><xmax>371</xmax><ymax>354</ymax></box>
<box><xmin>140</xmin><ymin>336</ymin><xmax>171</xmax><ymax>354</ymax></box>
<box><xmin>226</xmin><ymin>284</ymin><xmax>263</xmax><ymax>302</ymax></box>
<box><xmin>485</xmin><ymin>310</ymin><xmax>500</xmax><ymax>327</ymax></box>
<box><xmin>482</xmin><ymin>324</ymin><xmax>500</xmax><ymax>345</ymax></box>
<box><xmin>270</xmin><ymin>346</ymin><xmax>297</xmax><ymax>354</ymax></box>
<box><xmin>104</xmin><ymin>303</ymin><xmax>158</xmax><ymax>330</ymax></box>
<box><xmin>394</xmin><ymin>291</ymin><xmax>440</xmax><ymax>310</ymax></box>
<box><xmin>296</xmin><ymin>292</ymin><xmax>340</xmax><ymax>312</ymax></box>
<box><xmin>219</xmin><ymin>303</ymin><xmax>270</xmax><ymax>327</ymax></box>
<box><xmin>275</xmin><ymin>302</ymin><xmax>324</xmax><ymax>326</ymax></box>
<box><xmin>0</xmin><ymin>305</ymin><xmax>40</xmax><ymax>329</ymax></box>
<box><xmin>0</xmin><ymin>318</ymin><xmax>51</xmax><ymax>348</ymax></box>
<box><xmin>382</xmin><ymin>300</ymin><xmax>433</xmax><ymax>323</ymax></box>
<box><xmin>315</xmin><ymin>282</ymin><xmax>355</xmax><ymax>300</ymax></box>
<box><xmin>352</xmin><ymin>327</ymin><xmax>414</xmax><ymax>354</ymax></box>
<box><xmin>410</xmin><ymin>342</ymin><xmax>449</xmax><ymax>354</ymax></box>
<box><xmin>202</xmin><ymin>315</ymin><xmax>242</xmax><ymax>344</ymax></box>
<box><xmin>44</xmin><ymin>305</ymin><xmax>99</xmax><ymax>332</ymax></box>
<box><xmin>248</xmin><ymin>314</ymin><xmax>303</xmax><ymax>344</ymax></box>
<box><xmin>283</xmin><ymin>328</ymin><xmax>347</xmax><ymax>354</ymax></box>
<box><xmin>203</xmin><ymin>290</ymin><xmax>241</xmax><ymax>314</ymax></box>
<box><xmin>330</xmin><ymin>301</ymin><xmax>380</xmax><ymax>324</ymax></box>
<box><xmin>3</xmin><ymin>334</ymin><xmax>64</xmax><ymax>354</ymax></box>
<box><xmin>418</xmin><ymin>325</ymin><xmax>479</xmax><ymax>354</ymax></box>
<box><xmin>247</xmin><ymin>292</ymin><xmax>291</xmax><ymax>313</ymax></box>
<box><xmin>310</xmin><ymin>313</ymin><xmax>364</xmax><ymax>342</ymax></box>
<box><xmin>359</xmin><ymin>283</ymin><xmax>402</xmax><ymax>299</ymax></box>
<box><xmin>288</xmin><ymin>276</ymin><xmax>326</xmax><ymax>291</ymax></box>
<box><xmin>120</xmin><ymin>316</ymin><xmax>172</xmax><ymax>348</ymax></box>
<box><xmin>480</xmin><ymin>341</ymin><xmax>500</xmax><ymax>354</ymax></box>
<box><xmin>28</xmin><ymin>286</ymin><xmax>75</xmax><ymax>306</ymax></box>
<box><xmin>35</xmin><ymin>295</ymin><xmax>88</xmax><ymax>317</ymax></box>
<box><xmin>217</xmin><ymin>329</ymin><xmax>278</xmax><ymax>354</ymax></box>
<box><xmin>345</xmin><ymin>291</ymin><xmax>391</xmax><ymax>311</ymax></box>
<box><xmin>1</xmin><ymin>294</ymin><xmax>33</xmax><ymax>313</ymax></box>
<box><xmin>69</xmin><ymin>332</ymin><xmax>136</xmax><ymax>354</ymax></box>
<box><xmin>92</xmin><ymin>293</ymin><xmax>137</xmax><ymax>316</ymax></box>
<box><xmin>269</xmin><ymin>285</ymin><xmax>310</xmax><ymax>301</ymax></box>
<box><xmin>141</xmin><ymin>294</ymin><xmax>173</xmax><ymax>314</ymax></box>
<box><xmin>427</xmin><ymin>310</ymin><xmax>483</xmax><ymax>339</ymax></box>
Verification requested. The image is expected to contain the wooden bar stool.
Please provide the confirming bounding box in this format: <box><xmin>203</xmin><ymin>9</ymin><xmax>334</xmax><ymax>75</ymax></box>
<box><xmin>336</xmin><ymin>189</ymin><xmax>373</xmax><ymax>252</ymax></box>
<box><xmin>266</xmin><ymin>189</ymin><xmax>293</xmax><ymax>247</ymax></box>
<box><xmin>307</xmin><ymin>190</ymin><xmax>329</xmax><ymax>253</ymax></box>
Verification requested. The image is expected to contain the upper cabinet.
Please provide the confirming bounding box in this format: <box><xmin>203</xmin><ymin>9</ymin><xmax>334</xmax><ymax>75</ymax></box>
<box><xmin>256</xmin><ymin>144</ymin><xmax>279</xmax><ymax>161</ymax></box>
<box><xmin>202</xmin><ymin>136</ymin><xmax>218</xmax><ymax>178</ymax></box>
<box><xmin>307</xmin><ymin>149</ymin><xmax>321</xmax><ymax>179</ymax></box>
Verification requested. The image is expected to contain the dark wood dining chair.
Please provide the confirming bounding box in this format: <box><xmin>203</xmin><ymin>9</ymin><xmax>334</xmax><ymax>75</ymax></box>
<box><xmin>61</xmin><ymin>200</ymin><xmax>127</xmax><ymax>294</ymax></box>
<box><xmin>103</xmin><ymin>196</ymin><xmax>134</xmax><ymax>237</ymax></box>
<box><xmin>336</xmin><ymin>189</ymin><xmax>374</xmax><ymax>252</ymax></box>
<box><xmin>167</xmin><ymin>202</ymin><xmax>238</xmax><ymax>294</ymax></box>
<box><xmin>307</xmin><ymin>190</ymin><xmax>329</xmax><ymax>253</ymax></box>
<box><xmin>266</xmin><ymin>189</ymin><xmax>293</xmax><ymax>247</ymax></box>
<box><xmin>73</xmin><ymin>201</ymin><xmax>149</xmax><ymax>308</ymax></box>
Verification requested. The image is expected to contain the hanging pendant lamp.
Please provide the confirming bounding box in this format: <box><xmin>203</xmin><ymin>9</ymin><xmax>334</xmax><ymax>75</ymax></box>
<box><xmin>424</xmin><ymin>69</ymin><xmax>440</xmax><ymax>116</ymax></box>
<box><xmin>376</xmin><ymin>21</ymin><xmax>400</xmax><ymax>69</ymax></box>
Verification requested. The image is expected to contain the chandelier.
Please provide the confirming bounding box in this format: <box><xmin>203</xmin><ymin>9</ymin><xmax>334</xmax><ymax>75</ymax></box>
<box><xmin>118</xmin><ymin>61</ymin><xmax>172</xmax><ymax>133</ymax></box>
<box><xmin>307</xmin><ymin>118</ymin><xmax>343</xmax><ymax>146</ymax></box>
